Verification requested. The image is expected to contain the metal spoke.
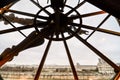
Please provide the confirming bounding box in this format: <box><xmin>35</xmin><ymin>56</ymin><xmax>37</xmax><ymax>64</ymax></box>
<box><xmin>61</xmin><ymin>33</ymin><xmax>79</xmax><ymax>80</ymax></box>
<box><xmin>30</xmin><ymin>0</ymin><xmax>51</xmax><ymax>15</ymax></box>
<box><xmin>82</xmin><ymin>25</ymin><xmax>120</xmax><ymax>36</ymax></box>
<box><xmin>65</xmin><ymin>0</ymin><xmax>86</xmax><ymax>16</ymax></box>
<box><xmin>0</xmin><ymin>14</ymin><xmax>26</xmax><ymax>37</ymax></box>
<box><xmin>66</xmin><ymin>28</ymin><xmax>120</xmax><ymax>72</ymax></box>
<box><xmin>69</xmin><ymin>11</ymin><xmax>106</xmax><ymax>19</ymax></box>
<box><xmin>69</xmin><ymin>22</ymin><xmax>81</xmax><ymax>27</ymax></box>
<box><xmin>69</xmin><ymin>15</ymin><xmax>80</xmax><ymax>20</ymax></box>
<box><xmin>0</xmin><ymin>0</ymin><xmax>119</xmax><ymax>80</ymax></box>
<box><xmin>0</xmin><ymin>21</ymin><xmax>48</xmax><ymax>34</ymax></box>
<box><xmin>54</xmin><ymin>11</ymin><xmax>60</xmax><ymax>40</ymax></box>
<box><xmin>69</xmin><ymin>30</ymin><xmax>120</xmax><ymax>72</ymax></box>
<box><xmin>0</xmin><ymin>25</ymin><xmax>33</xmax><ymax>34</ymax></box>
<box><xmin>114</xmin><ymin>72</ymin><xmax>120</xmax><ymax>80</ymax></box>
<box><xmin>81</xmin><ymin>11</ymin><xmax>106</xmax><ymax>18</ymax></box>
<box><xmin>8</xmin><ymin>9</ymin><xmax>49</xmax><ymax>20</ymax></box>
<box><xmin>85</xmin><ymin>14</ymin><xmax>111</xmax><ymax>40</ymax></box>
<box><xmin>0</xmin><ymin>0</ymin><xmax>19</xmax><ymax>14</ymax></box>
<box><xmin>34</xmin><ymin>39</ymin><xmax>53</xmax><ymax>80</ymax></box>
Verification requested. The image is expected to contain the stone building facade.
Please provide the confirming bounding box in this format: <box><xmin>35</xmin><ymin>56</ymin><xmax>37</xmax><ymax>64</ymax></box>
<box><xmin>97</xmin><ymin>59</ymin><xmax>115</xmax><ymax>74</ymax></box>
<box><xmin>0</xmin><ymin>58</ymin><xmax>117</xmax><ymax>80</ymax></box>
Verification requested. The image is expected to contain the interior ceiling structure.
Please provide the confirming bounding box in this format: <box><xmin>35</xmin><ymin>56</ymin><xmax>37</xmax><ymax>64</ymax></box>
<box><xmin>0</xmin><ymin>0</ymin><xmax>120</xmax><ymax>80</ymax></box>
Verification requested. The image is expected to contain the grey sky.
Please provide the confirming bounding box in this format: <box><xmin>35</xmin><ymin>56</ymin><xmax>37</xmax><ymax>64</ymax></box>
<box><xmin>0</xmin><ymin>0</ymin><xmax>120</xmax><ymax>65</ymax></box>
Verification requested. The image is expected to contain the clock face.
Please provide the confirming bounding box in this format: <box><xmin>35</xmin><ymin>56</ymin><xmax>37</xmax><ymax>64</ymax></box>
<box><xmin>0</xmin><ymin>0</ymin><xmax>120</xmax><ymax>80</ymax></box>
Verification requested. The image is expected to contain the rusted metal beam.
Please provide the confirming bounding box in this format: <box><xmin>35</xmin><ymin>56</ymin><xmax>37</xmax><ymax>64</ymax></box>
<box><xmin>67</xmin><ymin>28</ymin><xmax>120</xmax><ymax>72</ymax></box>
<box><xmin>82</xmin><ymin>25</ymin><xmax>120</xmax><ymax>36</ymax></box>
<box><xmin>0</xmin><ymin>22</ymin><xmax>47</xmax><ymax>34</ymax></box>
<box><xmin>74</xmin><ymin>34</ymin><xmax>120</xmax><ymax>72</ymax></box>
<box><xmin>62</xmin><ymin>33</ymin><xmax>79</xmax><ymax>80</ymax></box>
<box><xmin>8</xmin><ymin>9</ymin><xmax>49</xmax><ymax>20</ymax></box>
<box><xmin>30</xmin><ymin>0</ymin><xmax>51</xmax><ymax>15</ymax></box>
<box><xmin>0</xmin><ymin>25</ymin><xmax>33</xmax><ymax>34</ymax></box>
<box><xmin>114</xmin><ymin>72</ymin><xmax>120</xmax><ymax>80</ymax></box>
<box><xmin>81</xmin><ymin>11</ymin><xmax>106</xmax><ymax>18</ymax></box>
<box><xmin>85</xmin><ymin>14</ymin><xmax>111</xmax><ymax>40</ymax></box>
<box><xmin>34</xmin><ymin>39</ymin><xmax>52</xmax><ymax>80</ymax></box>
<box><xmin>1</xmin><ymin>14</ymin><xmax>26</xmax><ymax>37</ymax></box>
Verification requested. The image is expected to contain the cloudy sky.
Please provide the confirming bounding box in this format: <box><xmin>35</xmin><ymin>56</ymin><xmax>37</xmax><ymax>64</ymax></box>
<box><xmin>0</xmin><ymin>0</ymin><xmax>120</xmax><ymax>66</ymax></box>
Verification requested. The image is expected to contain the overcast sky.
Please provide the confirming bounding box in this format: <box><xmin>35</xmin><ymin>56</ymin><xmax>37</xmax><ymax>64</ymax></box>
<box><xmin>0</xmin><ymin>0</ymin><xmax>120</xmax><ymax>66</ymax></box>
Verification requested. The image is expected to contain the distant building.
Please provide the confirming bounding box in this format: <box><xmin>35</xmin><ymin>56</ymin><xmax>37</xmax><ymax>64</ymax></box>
<box><xmin>0</xmin><ymin>58</ymin><xmax>118</xmax><ymax>80</ymax></box>
<box><xmin>76</xmin><ymin>63</ymin><xmax>97</xmax><ymax>72</ymax></box>
<box><xmin>97</xmin><ymin>59</ymin><xmax>114</xmax><ymax>74</ymax></box>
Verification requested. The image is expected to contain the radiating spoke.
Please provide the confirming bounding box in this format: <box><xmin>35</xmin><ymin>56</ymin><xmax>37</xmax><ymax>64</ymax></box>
<box><xmin>30</xmin><ymin>0</ymin><xmax>51</xmax><ymax>15</ymax></box>
<box><xmin>0</xmin><ymin>22</ymin><xmax>48</xmax><ymax>34</ymax></box>
<box><xmin>0</xmin><ymin>25</ymin><xmax>32</xmax><ymax>34</ymax></box>
<box><xmin>34</xmin><ymin>39</ymin><xmax>53</xmax><ymax>80</ymax></box>
<box><xmin>0</xmin><ymin>14</ymin><xmax>27</xmax><ymax>37</ymax></box>
<box><xmin>68</xmin><ymin>15</ymin><xmax>80</xmax><ymax>20</ymax></box>
<box><xmin>82</xmin><ymin>25</ymin><xmax>120</xmax><ymax>36</ymax></box>
<box><xmin>81</xmin><ymin>11</ymin><xmax>106</xmax><ymax>18</ymax></box>
<box><xmin>61</xmin><ymin>33</ymin><xmax>79</xmax><ymax>80</ymax></box>
<box><xmin>65</xmin><ymin>0</ymin><xmax>86</xmax><ymax>16</ymax></box>
<box><xmin>114</xmin><ymin>72</ymin><xmax>120</xmax><ymax>80</ymax></box>
<box><xmin>8</xmin><ymin>9</ymin><xmax>49</xmax><ymax>20</ymax></box>
<box><xmin>69</xmin><ymin>22</ymin><xmax>81</xmax><ymax>27</ymax></box>
<box><xmin>85</xmin><ymin>14</ymin><xmax>111</xmax><ymax>40</ymax></box>
<box><xmin>76</xmin><ymin>35</ymin><xmax>120</xmax><ymax>72</ymax></box>
<box><xmin>0</xmin><ymin>0</ymin><xmax>19</xmax><ymax>14</ymax></box>
<box><xmin>55</xmin><ymin>34</ymin><xmax>59</xmax><ymax>40</ymax></box>
<box><xmin>68</xmin><ymin>29</ymin><xmax>120</xmax><ymax>72</ymax></box>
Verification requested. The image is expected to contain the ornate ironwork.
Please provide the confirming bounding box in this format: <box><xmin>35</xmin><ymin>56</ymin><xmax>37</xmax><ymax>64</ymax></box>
<box><xmin>0</xmin><ymin>0</ymin><xmax>120</xmax><ymax>80</ymax></box>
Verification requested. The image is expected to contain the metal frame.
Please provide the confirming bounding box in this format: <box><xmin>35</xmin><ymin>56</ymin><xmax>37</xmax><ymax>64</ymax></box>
<box><xmin>0</xmin><ymin>0</ymin><xmax>120</xmax><ymax>80</ymax></box>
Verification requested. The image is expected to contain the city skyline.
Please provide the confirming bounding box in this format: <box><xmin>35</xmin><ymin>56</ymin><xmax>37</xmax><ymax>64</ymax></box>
<box><xmin>0</xmin><ymin>58</ymin><xmax>116</xmax><ymax>80</ymax></box>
